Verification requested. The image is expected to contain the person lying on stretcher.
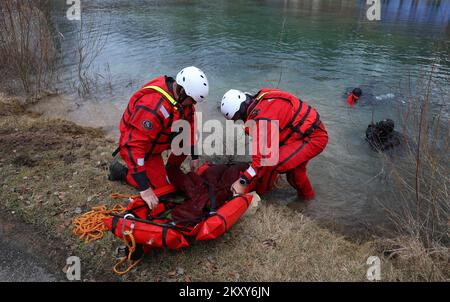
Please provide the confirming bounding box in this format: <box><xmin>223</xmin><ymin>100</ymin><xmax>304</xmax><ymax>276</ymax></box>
<box><xmin>112</xmin><ymin>162</ymin><xmax>251</xmax><ymax>260</ymax></box>
<box><xmin>166</xmin><ymin>162</ymin><xmax>249</xmax><ymax>224</ymax></box>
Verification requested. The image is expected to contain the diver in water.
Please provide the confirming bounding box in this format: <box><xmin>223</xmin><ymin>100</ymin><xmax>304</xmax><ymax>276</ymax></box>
<box><xmin>345</xmin><ymin>86</ymin><xmax>400</xmax><ymax>107</ymax></box>
<box><xmin>347</xmin><ymin>87</ymin><xmax>362</xmax><ymax>107</ymax></box>
<box><xmin>366</xmin><ymin>119</ymin><xmax>406</xmax><ymax>152</ymax></box>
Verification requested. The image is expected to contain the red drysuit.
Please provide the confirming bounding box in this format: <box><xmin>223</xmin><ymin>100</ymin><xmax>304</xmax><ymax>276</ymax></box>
<box><xmin>347</xmin><ymin>93</ymin><xmax>359</xmax><ymax>107</ymax></box>
<box><xmin>118</xmin><ymin>76</ymin><xmax>196</xmax><ymax>192</ymax></box>
<box><xmin>242</xmin><ymin>88</ymin><xmax>328</xmax><ymax>199</ymax></box>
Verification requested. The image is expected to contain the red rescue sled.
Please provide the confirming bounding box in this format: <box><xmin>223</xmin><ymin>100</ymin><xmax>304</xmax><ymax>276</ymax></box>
<box><xmin>103</xmin><ymin>164</ymin><xmax>253</xmax><ymax>250</ymax></box>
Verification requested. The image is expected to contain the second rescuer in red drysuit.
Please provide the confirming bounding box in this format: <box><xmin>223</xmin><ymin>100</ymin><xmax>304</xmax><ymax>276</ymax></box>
<box><xmin>109</xmin><ymin>67</ymin><xmax>209</xmax><ymax>210</ymax></box>
<box><xmin>347</xmin><ymin>87</ymin><xmax>362</xmax><ymax>107</ymax></box>
<box><xmin>220</xmin><ymin>88</ymin><xmax>328</xmax><ymax>201</ymax></box>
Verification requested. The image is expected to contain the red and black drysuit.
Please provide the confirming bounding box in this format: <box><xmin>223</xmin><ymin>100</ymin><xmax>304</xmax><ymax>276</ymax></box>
<box><xmin>117</xmin><ymin>76</ymin><xmax>197</xmax><ymax>192</ymax></box>
<box><xmin>166</xmin><ymin>162</ymin><xmax>249</xmax><ymax>223</ymax></box>
<box><xmin>241</xmin><ymin>88</ymin><xmax>328</xmax><ymax>199</ymax></box>
<box><xmin>347</xmin><ymin>92</ymin><xmax>359</xmax><ymax>107</ymax></box>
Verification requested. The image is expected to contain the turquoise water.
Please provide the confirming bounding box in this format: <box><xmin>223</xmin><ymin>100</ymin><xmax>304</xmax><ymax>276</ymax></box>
<box><xmin>49</xmin><ymin>0</ymin><xmax>449</xmax><ymax>233</ymax></box>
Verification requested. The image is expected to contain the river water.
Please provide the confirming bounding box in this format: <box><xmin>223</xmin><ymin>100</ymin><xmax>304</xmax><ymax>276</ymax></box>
<box><xmin>44</xmin><ymin>0</ymin><xmax>449</xmax><ymax>235</ymax></box>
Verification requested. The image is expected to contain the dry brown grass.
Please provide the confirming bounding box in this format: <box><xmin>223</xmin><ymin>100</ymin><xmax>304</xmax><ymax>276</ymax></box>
<box><xmin>129</xmin><ymin>205</ymin><xmax>380</xmax><ymax>282</ymax></box>
<box><xmin>374</xmin><ymin>68</ymin><xmax>450</xmax><ymax>281</ymax></box>
<box><xmin>375</xmin><ymin>237</ymin><xmax>449</xmax><ymax>282</ymax></box>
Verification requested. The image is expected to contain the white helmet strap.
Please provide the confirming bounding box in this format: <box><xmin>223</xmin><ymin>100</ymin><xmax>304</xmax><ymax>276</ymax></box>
<box><xmin>234</xmin><ymin>95</ymin><xmax>251</xmax><ymax>120</ymax></box>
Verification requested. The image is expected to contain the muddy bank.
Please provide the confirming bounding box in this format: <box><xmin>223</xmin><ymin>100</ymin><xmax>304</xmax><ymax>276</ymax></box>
<box><xmin>28</xmin><ymin>94</ymin><xmax>123</xmax><ymax>138</ymax></box>
<box><xmin>0</xmin><ymin>97</ymin><xmax>127</xmax><ymax>281</ymax></box>
<box><xmin>0</xmin><ymin>96</ymin><xmax>446</xmax><ymax>281</ymax></box>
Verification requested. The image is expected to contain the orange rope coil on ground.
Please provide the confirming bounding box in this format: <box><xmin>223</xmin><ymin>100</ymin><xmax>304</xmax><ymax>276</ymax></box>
<box><xmin>72</xmin><ymin>187</ymin><xmax>176</xmax><ymax>275</ymax></box>
<box><xmin>73</xmin><ymin>204</ymin><xmax>126</xmax><ymax>243</ymax></box>
<box><xmin>72</xmin><ymin>195</ymin><xmax>143</xmax><ymax>275</ymax></box>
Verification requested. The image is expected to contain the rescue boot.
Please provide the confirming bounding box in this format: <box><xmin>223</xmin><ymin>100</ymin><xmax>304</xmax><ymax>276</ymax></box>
<box><xmin>108</xmin><ymin>160</ymin><xmax>128</xmax><ymax>182</ymax></box>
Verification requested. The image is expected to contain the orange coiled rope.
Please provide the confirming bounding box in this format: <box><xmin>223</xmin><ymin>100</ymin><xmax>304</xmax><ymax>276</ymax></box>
<box><xmin>72</xmin><ymin>187</ymin><xmax>176</xmax><ymax>275</ymax></box>
<box><xmin>73</xmin><ymin>204</ymin><xmax>126</xmax><ymax>243</ymax></box>
<box><xmin>72</xmin><ymin>195</ymin><xmax>144</xmax><ymax>275</ymax></box>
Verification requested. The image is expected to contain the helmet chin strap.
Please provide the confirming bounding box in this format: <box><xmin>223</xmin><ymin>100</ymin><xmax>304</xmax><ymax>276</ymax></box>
<box><xmin>245</xmin><ymin>93</ymin><xmax>253</xmax><ymax>105</ymax></box>
<box><xmin>174</xmin><ymin>82</ymin><xmax>188</xmax><ymax>104</ymax></box>
<box><xmin>233</xmin><ymin>94</ymin><xmax>252</xmax><ymax>121</ymax></box>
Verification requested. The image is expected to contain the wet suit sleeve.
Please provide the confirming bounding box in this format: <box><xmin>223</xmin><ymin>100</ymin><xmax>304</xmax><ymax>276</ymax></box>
<box><xmin>241</xmin><ymin>105</ymin><xmax>285</xmax><ymax>183</ymax></box>
<box><xmin>241</xmin><ymin>119</ymin><xmax>275</xmax><ymax>183</ymax></box>
<box><xmin>126</xmin><ymin>107</ymin><xmax>163</xmax><ymax>191</ymax></box>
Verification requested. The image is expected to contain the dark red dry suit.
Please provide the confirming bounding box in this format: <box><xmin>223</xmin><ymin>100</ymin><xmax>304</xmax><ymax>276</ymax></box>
<box><xmin>166</xmin><ymin>162</ymin><xmax>249</xmax><ymax>223</ymax></box>
<box><xmin>117</xmin><ymin>76</ymin><xmax>196</xmax><ymax>192</ymax></box>
<box><xmin>241</xmin><ymin>88</ymin><xmax>328</xmax><ymax>200</ymax></box>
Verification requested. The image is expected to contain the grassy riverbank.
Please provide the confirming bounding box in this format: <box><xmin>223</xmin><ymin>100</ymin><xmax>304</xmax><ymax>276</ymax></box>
<box><xmin>1</xmin><ymin>95</ymin><xmax>447</xmax><ymax>281</ymax></box>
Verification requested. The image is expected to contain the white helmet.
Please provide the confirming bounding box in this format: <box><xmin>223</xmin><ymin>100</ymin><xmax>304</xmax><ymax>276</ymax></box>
<box><xmin>221</xmin><ymin>89</ymin><xmax>247</xmax><ymax>120</ymax></box>
<box><xmin>176</xmin><ymin>66</ymin><xmax>209</xmax><ymax>103</ymax></box>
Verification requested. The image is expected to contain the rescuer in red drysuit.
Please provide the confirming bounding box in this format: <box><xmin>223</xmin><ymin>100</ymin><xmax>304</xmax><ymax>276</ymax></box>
<box><xmin>220</xmin><ymin>88</ymin><xmax>328</xmax><ymax>201</ymax></box>
<box><xmin>347</xmin><ymin>87</ymin><xmax>362</xmax><ymax>107</ymax></box>
<box><xmin>109</xmin><ymin>67</ymin><xmax>209</xmax><ymax>210</ymax></box>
